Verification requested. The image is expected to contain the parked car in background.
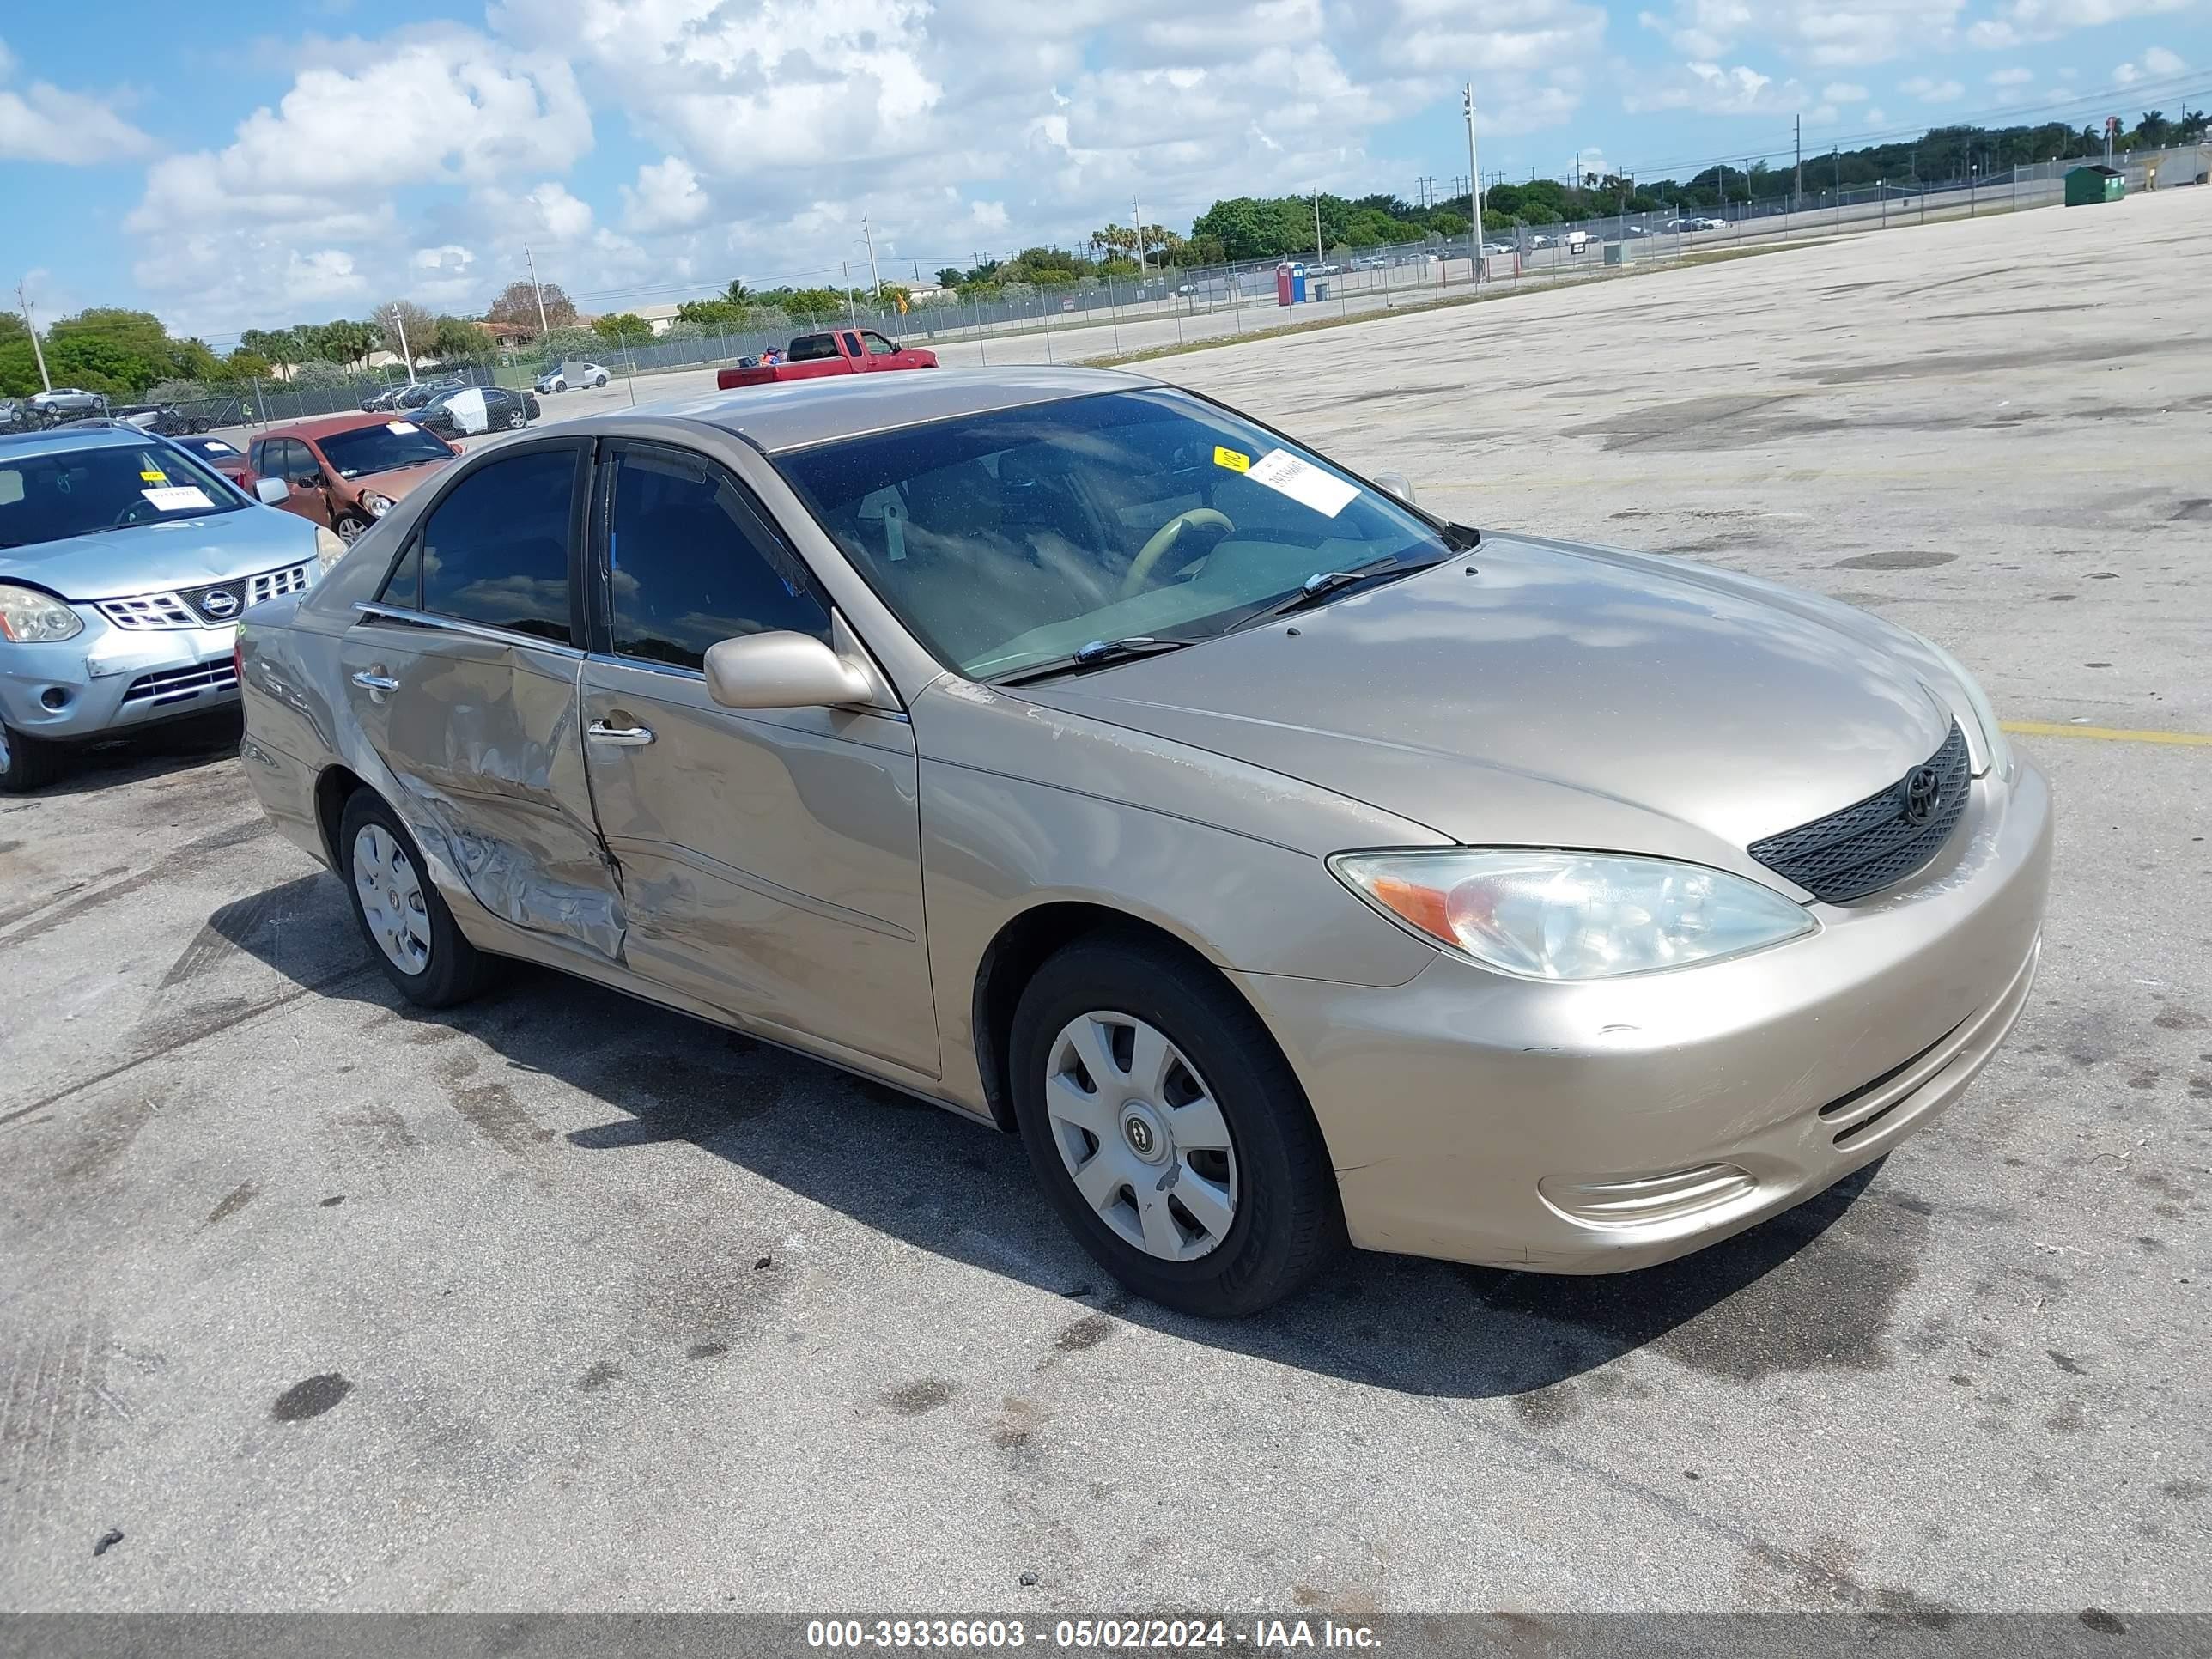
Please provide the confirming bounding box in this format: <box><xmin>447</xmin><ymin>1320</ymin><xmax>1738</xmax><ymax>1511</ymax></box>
<box><xmin>234</xmin><ymin>367</ymin><xmax>2050</xmax><ymax>1316</ymax></box>
<box><xmin>0</xmin><ymin>425</ymin><xmax>337</xmax><ymax>790</ymax></box>
<box><xmin>166</xmin><ymin>434</ymin><xmax>258</xmax><ymax>493</ymax></box>
<box><xmin>536</xmin><ymin>362</ymin><xmax>611</xmax><ymax>394</ymax></box>
<box><xmin>714</xmin><ymin>330</ymin><xmax>937</xmax><ymax>390</ymax></box>
<box><xmin>247</xmin><ymin>414</ymin><xmax>464</xmax><ymax>543</ymax></box>
<box><xmin>0</xmin><ymin>400</ymin><xmax>26</xmax><ymax>434</ymax></box>
<box><xmin>116</xmin><ymin>404</ymin><xmax>209</xmax><ymax>436</ymax></box>
<box><xmin>1528</xmin><ymin>233</ymin><xmax>1552</xmax><ymax>248</ymax></box>
<box><xmin>361</xmin><ymin>385</ymin><xmax>410</xmax><ymax>412</ymax></box>
<box><xmin>408</xmin><ymin>384</ymin><xmax>538</xmax><ymax>439</ymax></box>
<box><xmin>1481</xmin><ymin>241</ymin><xmax>1516</xmax><ymax>257</ymax></box>
<box><xmin>27</xmin><ymin>388</ymin><xmax>107</xmax><ymax>421</ymax></box>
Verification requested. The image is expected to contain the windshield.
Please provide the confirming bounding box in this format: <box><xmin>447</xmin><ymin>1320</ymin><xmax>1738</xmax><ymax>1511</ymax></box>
<box><xmin>316</xmin><ymin>421</ymin><xmax>456</xmax><ymax>480</ymax></box>
<box><xmin>775</xmin><ymin>388</ymin><xmax>1452</xmax><ymax>679</ymax></box>
<box><xmin>0</xmin><ymin>441</ymin><xmax>246</xmax><ymax>549</ymax></box>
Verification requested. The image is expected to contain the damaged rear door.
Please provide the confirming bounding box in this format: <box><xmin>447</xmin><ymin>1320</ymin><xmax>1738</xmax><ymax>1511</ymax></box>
<box><xmin>340</xmin><ymin>437</ymin><xmax>625</xmax><ymax>959</ymax></box>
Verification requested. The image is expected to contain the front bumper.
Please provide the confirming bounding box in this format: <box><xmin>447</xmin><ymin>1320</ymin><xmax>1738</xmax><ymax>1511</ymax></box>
<box><xmin>0</xmin><ymin>614</ymin><xmax>239</xmax><ymax>742</ymax></box>
<box><xmin>1238</xmin><ymin>760</ymin><xmax>2054</xmax><ymax>1273</ymax></box>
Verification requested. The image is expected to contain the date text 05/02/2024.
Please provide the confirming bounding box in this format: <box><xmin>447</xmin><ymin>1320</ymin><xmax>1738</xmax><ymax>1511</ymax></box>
<box><xmin>805</xmin><ymin>1617</ymin><xmax>1384</xmax><ymax>1650</ymax></box>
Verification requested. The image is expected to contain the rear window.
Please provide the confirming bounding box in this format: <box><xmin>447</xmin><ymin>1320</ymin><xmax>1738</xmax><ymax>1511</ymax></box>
<box><xmin>787</xmin><ymin>335</ymin><xmax>839</xmax><ymax>362</ymax></box>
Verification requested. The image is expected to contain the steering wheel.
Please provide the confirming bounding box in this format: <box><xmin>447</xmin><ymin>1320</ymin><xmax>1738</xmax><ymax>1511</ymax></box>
<box><xmin>1120</xmin><ymin>508</ymin><xmax>1235</xmax><ymax>599</ymax></box>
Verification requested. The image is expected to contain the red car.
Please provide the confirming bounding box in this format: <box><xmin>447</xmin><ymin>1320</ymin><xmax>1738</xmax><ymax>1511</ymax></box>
<box><xmin>716</xmin><ymin>329</ymin><xmax>936</xmax><ymax>390</ymax></box>
<box><xmin>246</xmin><ymin>413</ymin><xmax>464</xmax><ymax>543</ymax></box>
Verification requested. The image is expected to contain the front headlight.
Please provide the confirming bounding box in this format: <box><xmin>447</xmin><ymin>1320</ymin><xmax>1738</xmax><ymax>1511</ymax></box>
<box><xmin>314</xmin><ymin>527</ymin><xmax>347</xmax><ymax>572</ymax></box>
<box><xmin>0</xmin><ymin>582</ymin><xmax>86</xmax><ymax>643</ymax></box>
<box><xmin>361</xmin><ymin>491</ymin><xmax>395</xmax><ymax>518</ymax></box>
<box><xmin>1330</xmin><ymin>849</ymin><xmax>1817</xmax><ymax>981</ymax></box>
<box><xmin>1914</xmin><ymin>636</ymin><xmax>2013</xmax><ymax>782</ymax></box>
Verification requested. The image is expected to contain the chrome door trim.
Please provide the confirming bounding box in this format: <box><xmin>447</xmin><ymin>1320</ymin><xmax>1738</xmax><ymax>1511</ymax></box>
<box><xmin>352</xmin><ymin>600</ymin><xmax>586</xmax><ymax>659</ymax></box>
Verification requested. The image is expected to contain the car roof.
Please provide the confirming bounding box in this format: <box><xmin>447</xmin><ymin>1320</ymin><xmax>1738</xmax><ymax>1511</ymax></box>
<box><xmin>0</xmin><ymin>425</ymin><xmax>164</xmax><ymax>461</ymax></box>
<box><xmin>619</xmin><ymin>365</ymin><xmax>1164</xmax><ymax>455</ymax></box>
<box><xmin>258</xmin><ymin>411</ymin><xmax>433</xmax><ymax>441</ymax></box>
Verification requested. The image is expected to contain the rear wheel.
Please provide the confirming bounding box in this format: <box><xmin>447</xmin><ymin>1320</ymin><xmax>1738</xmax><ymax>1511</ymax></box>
<box><xmin>337</xmin><ymin>789</ymin><xmax>498</xmax><ymax>1007</ymax></box>
<box><xmin>0</xmin><ymin>723</ymin><xmax>67</xmax><ymax>794</ymax></box>
<box><xmin>1011</xmin><ymin>935</ymin><xmax>1342</xmax><ymax>1317</ymax></box>
<box><xmin>506</xmin><ymin>407</ymin><xmax>527</xmax><ymax>429</ymax></box>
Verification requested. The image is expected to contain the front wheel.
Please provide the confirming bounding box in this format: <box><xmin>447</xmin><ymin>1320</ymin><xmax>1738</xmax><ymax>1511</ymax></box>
<box><xmin>332</xmin><ymin>514</ymin><xmax>370</xmax><ymax>544</ymax></box>
<box><xmin>0</xmin><ymin>722</ymin><xmax>67</xmax><ymax>793</ymax></box>
<box><xmin>337</xmin><ymin>789</ymin><xmax>499</xmax><ymax>1007</ymax></box>
<box><xmin>1011</xmin><ymin>935</ymin><xmax>1342</xmax><ymax>1317</ymax></box>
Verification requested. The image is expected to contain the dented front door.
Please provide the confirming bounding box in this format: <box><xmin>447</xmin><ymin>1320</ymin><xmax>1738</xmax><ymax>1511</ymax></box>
<box><xmin>342</xmin><ymin>438</ymin><xmax>624</xmax><ymax>959</ymax></box>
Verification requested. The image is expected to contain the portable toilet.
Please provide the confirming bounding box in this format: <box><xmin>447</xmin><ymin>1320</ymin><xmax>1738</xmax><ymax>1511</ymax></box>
<box><xmin>2063</xmin><ymin>165</ymin><xmax>2125</xmax><ymax>207</ymax></box>
<box><xmin>1275</xmin><ymin>262</ymin><xmax>1308</xmax><ymax>306</ymax></box>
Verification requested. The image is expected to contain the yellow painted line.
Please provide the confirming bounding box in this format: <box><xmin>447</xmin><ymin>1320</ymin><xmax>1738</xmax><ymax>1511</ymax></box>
<box><xmin>2002</xmin><ymin>720</ymin><xmax>2212</xmax><ymax>748</ymax></box>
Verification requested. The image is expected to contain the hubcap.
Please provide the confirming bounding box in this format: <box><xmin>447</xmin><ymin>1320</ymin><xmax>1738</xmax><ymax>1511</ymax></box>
<box><xmin>1044</xmin><ymin>1012</ymin><xmax>1238</xmax><ymax>1263</ymax></box>
<box><xmin>337</xmin><ymin>518</ymin><xmax>363</xmax><ymax>543</ymax></box>
<box><xmin>352</xmin><ymin>823</ymin><xmax>432</xmax><ymax>975</ymax></box>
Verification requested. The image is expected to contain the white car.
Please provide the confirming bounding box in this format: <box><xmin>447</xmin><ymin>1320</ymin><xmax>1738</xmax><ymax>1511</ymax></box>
<box><xmin>535</xmin><ymin>362</ymin><xmax>611</xmax><ymax>394</ymax></box>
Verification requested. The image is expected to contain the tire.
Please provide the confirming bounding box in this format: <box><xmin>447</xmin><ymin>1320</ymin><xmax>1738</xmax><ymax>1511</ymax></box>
<box><xmin>331</xmin><ymin>514</ymin><xmax>371</xmax><ymax>544</ymax></box>
<box><xmin>337</xmin><ymin>788</ymin><xmax>499</xmax><ymax>1008</ymax></box>
<box><xmin>506</xmin><ymin>408</ymin><xmax>527</xmax><ymax>429</ymax></box>
<box><xmin>1010</xmin><ymin>934</ymin><xmax>1343</xmax><ymax>1317</ymax></box>
<box><xmin>0</xmin><ymin>722</ymin><xmax>68</xmax><ymax>793</ymax></box>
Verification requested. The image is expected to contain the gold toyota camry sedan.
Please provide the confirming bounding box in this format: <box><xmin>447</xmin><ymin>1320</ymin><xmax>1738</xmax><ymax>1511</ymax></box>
<box><xmin>236</xmin><ymin>368</ymin><xmax>2052</xmax><ymax>1316</ymax></box>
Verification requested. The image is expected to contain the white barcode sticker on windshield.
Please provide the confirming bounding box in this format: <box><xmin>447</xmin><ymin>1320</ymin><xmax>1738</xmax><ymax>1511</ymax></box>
<box><xmin>1247</xmin><ymin>448</ymin><xmax>1359</xmax><ymax>519</ymax></box>
<box><xmin>141</xmin><ymin>485</ymin><xmax>214</xmax><ymax>512</ymax></box>
<box><xmin>386</xmin><ymin>421</ymin><xmax>418</xmax><ymax>434</ymax></box>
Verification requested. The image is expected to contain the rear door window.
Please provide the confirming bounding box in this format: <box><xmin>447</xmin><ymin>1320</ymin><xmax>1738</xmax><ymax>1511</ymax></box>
<box><xmin>411</xmin><ymin>446</ymin><xmax>581</xmax><ymax>644</ymax></box>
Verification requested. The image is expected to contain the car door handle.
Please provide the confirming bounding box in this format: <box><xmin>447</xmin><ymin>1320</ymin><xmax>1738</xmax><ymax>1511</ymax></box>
<box><xmin>587</xmin><ymin>720</ymin><xmax>654</xmax><ymax>747</ymax></box>
<box><xmin>351</xmin><ymin>670</ymin><xmax>399</xmax><ymax>691</ymax></box>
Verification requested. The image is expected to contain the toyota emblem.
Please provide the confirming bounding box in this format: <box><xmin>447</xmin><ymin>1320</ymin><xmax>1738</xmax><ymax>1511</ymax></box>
<box><xmin>200</xmin><ymin>588</ymin><xmax>241</xmax><ymax>620</ymax></box>
<box><xmin>1900</xmin><ymin>764</ymin><xmax>1942</xmax><ymax>824</ymax></box>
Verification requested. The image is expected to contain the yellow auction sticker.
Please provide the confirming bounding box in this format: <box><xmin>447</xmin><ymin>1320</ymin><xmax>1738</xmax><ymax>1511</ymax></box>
<box><xmin>1213</xmin><ymin>446</ymin><xmax>1250</xmax><ymax>472</ymax></box>
<box><xmin>141</xmin><ymin>471</ymin><xmax>169</xmax><ymax>483</ymax></box>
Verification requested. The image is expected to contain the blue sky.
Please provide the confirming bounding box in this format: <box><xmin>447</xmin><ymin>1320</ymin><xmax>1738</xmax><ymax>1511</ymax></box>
<box><xmin>3</xmin><ymin>0</ymin><xmax>2207</xmax><ymax>342</ymax></box>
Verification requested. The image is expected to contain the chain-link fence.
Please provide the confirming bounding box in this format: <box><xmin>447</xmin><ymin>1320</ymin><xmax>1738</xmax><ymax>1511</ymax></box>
<box><xmin>151</xmin><ymin>143</ymin><xmax>2206</xmax><ymax>438</ymax></box>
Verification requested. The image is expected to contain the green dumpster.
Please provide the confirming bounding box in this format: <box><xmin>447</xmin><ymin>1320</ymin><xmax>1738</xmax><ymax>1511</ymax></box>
<box><xmin>2064</xmin><ymin>165</ymin><xmax>2125</xmax><ymax>207</ymax></box>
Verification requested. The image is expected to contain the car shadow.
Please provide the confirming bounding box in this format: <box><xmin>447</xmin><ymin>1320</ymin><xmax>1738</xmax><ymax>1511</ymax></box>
<box><xmin>27</xmin><ymin>711</ymin><xmax>244</xmax><ymax>799</ymax></box>
<box><xmin>213</xmin><ymin>873</ymin><xmax>1909</xmax><ymax>1401</ymax></box>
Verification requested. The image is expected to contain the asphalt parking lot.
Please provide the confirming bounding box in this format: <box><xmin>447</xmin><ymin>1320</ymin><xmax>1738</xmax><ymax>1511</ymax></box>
<box><xmin>3</xmin><ymin>188</ymin><xmax>2209</xmax><ymax>1617</ymax></box>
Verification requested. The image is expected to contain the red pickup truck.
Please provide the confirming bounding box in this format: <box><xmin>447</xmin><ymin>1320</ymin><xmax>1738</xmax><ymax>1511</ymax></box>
<box><xmin>716</xmin><ymin>329</ymin><xmax>938</xmax><ymax>390</ymax></box>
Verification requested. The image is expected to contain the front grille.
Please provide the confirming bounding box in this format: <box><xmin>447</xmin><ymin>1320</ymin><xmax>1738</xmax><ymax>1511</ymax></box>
<box><xmin>1749</xmin><ymin>723</ymin><xmax>1971</xmax><ymax>902</ymax></box>
<box><xmin>98</xmin><ymin>560</ymin><xmax>313</xmax><ymax>630</ymax></box>
<box><xmin>119</xmin><ymin>657</ymin><xmax>238</xmax><ymax>708</ymax></box>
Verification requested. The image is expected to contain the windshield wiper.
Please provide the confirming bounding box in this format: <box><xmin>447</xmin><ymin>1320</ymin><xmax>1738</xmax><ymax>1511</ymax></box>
<box><xmin>992</xmin><ymin>635</ymin><xmax>1196</xmax><ymax>686</ymax></box>
<box><xmin>1230</xmin><ymin>554</ymin><xmax>1439</xmax><ymax>632</ymax></box>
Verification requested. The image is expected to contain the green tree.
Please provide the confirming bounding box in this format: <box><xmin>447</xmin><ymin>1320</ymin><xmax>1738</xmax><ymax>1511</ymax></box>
<box><xmin>370</xmin><ymin>299</ymin><xmax>438</xmax><ymax>362</ymax></box>
<box><xmin>429</xmin><ymin>315</ymin><xmax>484</xmax><ymax>362</ymax></box>
<box><xmin>486</xmin><ymin>278</ymin><xmax>576</xmax><ymax>330</ymax></box>
<box><xmin>934</xmin><ymin>267</ymin><xmax>964</xmax><ymax>289</ymax></box>
<box><xmin>593</xmin><ymin>312</ymin><xmax>653</xmax><ymax>341</ymax></box>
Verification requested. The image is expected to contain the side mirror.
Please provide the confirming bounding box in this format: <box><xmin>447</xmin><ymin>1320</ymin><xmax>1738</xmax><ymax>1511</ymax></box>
<box><xmin>704</xmin><ymin>631</ymin><xmax>873</xmax><ymax>711</ymax></box>
<box><xmin>254</xmin><ymin>477</ymin><xmax>290</xmax><ymax>506</ymax></box>
<box><xmin>1374</xmin><ymin>472</ymin><xmax>1417</xmax><ymax>506</ymax></box>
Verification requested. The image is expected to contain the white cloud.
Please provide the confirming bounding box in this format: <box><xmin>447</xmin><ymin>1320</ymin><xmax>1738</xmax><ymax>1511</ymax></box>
<box><xmin>1636</xmin><ymin>0</ymin><xmax>1965</xmax><ymax>66</ymax></box>
<box><xmin>1987</xmin><ymin>65</ymin><xmax>2035</xmax><ymax>83</ymax></box>
<box><xmin>1823</xmin><ymin>81</ymin><xmax>1870</xmax><ymax>101</ymax></box>
<box><xmin>1899</xmin><ymin>75</ymin><xmax>1966</xmax><ymax>101</ymax></box>
<box><xmin>622</xmin><ymin>155</ymin><xmax>708</xmax><ymax>233</ymax></box>
<box><xmin>1979</xmin><ymin>0</ymin><xmax>2191</xmax><ymax>45</ymax></box>
<box><xmin>0</xmin><ymin>35</ymin><xmax>154</xmax><ymax>163</ymax></box>
<box><xmin>1863</xmin><ymin>105</ymin><xmax>1888</xmax><ymax>123</ymax></box>
<box><xmin>2107</xmin><ymin>46</ymin><xmax>2184</xmax><ymax>88</ymax></box>
<box><xmin>1625</xmin><ymin>61</ymin><xmax>1799</xmax><ymax>115</ymax></box>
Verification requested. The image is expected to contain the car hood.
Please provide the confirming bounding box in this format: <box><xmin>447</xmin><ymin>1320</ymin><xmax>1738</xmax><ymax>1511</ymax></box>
<box><xmin>1</xmin><ymin>504</ymin><xmax>322</xmax><ymax>600</ymax></box>
<box><xmin>348</xmin><ymin>459</ymin><xmax>452</xmax><ymax>500</ymax></box>
<box><xmin>1009</xmin><ymin>532</ymin><xmax>1965</xmax><ymax>872</ymax></box>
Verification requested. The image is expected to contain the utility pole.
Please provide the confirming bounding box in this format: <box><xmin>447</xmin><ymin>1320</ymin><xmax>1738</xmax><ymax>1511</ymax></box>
<box><xmin>392</xmin><ymin>307</ymin><xmax>415</xmax><ymax>385</ymax></box>
<box><xmin>861</xmin><ymin>215</ymin><xmax>882</xmax><ymax>301</ymax></box>
<box><xmin>1133</xmin><ymin>197</ymin><xmax>1145</xmax><ymax>275</ymax></box>
<box><xmin>523</xmin><ymin>243</ymin><xmax>550</xmax><ymax>337</ymax></box>
<box><xmin>14</xmin><ymin>279</ymin><xmax>51</xmax><ymax>392</ymax></box>
<box><xmin>842</xmin><ymin>262</ymin><xmax>856</xmax><ymax>324</ymax></box>
<box><xmin>1313</xmin><ymin>189</ymin><xmax>1324</xmax><ymax>267</ymax></box>
<box><xmin>1462</xmin><ymin>82</ymin><xmax>1484</xmax><ymax>283</ymax></box>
